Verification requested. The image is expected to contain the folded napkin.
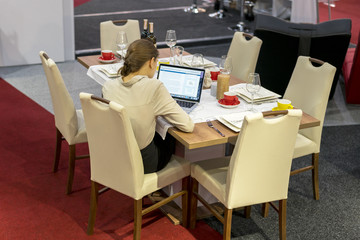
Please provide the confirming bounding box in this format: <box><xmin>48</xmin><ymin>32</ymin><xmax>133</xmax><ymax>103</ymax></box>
<box><xmin>98</xmin><ymin>63</ymin><xmax>122</xmax><ymax>78</ymax></box>
<box><xmin>216</xmin><ymin>111</ymin><xmax>252</xmax><ymax>132</ymax></box>
<box><xmin>182</xmin><ymin>55</ymin><xmax>217</xmax><ymax>68</ymax></box>
<box><xmin>233</xmin><ymin>84</ymin><xmax>281</xmax><ymax>103</ymax></box>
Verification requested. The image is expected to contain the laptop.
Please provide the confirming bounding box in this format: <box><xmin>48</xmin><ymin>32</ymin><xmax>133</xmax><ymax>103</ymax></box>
<box><xmin>157</xmin><ymin>64</ymin><xmax>205</xmax><ymax>114</ymax></box>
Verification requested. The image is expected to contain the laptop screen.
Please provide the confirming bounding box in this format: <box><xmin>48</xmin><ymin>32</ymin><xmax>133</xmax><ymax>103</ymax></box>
<box><xmin>157</xmin><ymin>64</ymin><xmax>205</xmax><ymax>102</ymax></box>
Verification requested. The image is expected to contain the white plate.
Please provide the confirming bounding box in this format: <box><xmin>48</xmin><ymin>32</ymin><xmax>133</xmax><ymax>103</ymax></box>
<box><xmin>98</xmin><ymin>57</ymin><xmax>117</xmax><ymax>63</ymax></box>
<box><xmin>215</xmin><ymin>116</ymin><xmax>241</xmax><ymax>132</ymax></box>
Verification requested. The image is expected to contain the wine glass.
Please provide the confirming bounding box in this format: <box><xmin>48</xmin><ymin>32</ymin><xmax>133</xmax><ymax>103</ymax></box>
<box><xmin>191</xmin><ymin>53</ymin><xmax>204</xmax><ymax>68</ymax></box>
<box><xmin>116</xmin><ymin>31</ymin><xmax>128</xmax><ymax>59</ymax></box>
<box><xmin>246</xmin><ymin>73</ymin><xmax>261</xmax><ymax>112</ymax></box>
<box><xmin>165</xmin><ymin>30</ymin><xmax>177</xmax><ymax>64</ymax></box>
<box><xmin>219</xmin><ymin>55</ymin><xmax>233</xmax><ymax>74</ymax></box>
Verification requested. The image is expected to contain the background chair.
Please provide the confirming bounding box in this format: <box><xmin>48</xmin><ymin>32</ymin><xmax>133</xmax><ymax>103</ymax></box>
<box><xmin>190</xmin><ymin>110</ymin><xmax>302</xmax><ymax>240</ymax></box>
<box><xmin>254</xmin><ymin>14</ymin><xmax>351</xmax><ymax>99</ymax></box>
<box><xmin>342</xmin><ymin>32</ymin><xmax>360</xmax><ymax>104</ymax></box>
<box><xmin>79</xmin><ymin>93</ymin><xmax>190</xmax><ymax>239</ymax></box>
<box><xmin>39</xmin><ymin>51</ymin><xmax>88</xmax><ymax>195</ymax></box>
<box><xmin>226</xmin><ymin>32</ymin><xmax>262</xmax><ymax>82</ymax></box>
<box><xmin>100</xmin><ymin>19</ymin><xmax>140</xmax><ymax>54</ymax></box>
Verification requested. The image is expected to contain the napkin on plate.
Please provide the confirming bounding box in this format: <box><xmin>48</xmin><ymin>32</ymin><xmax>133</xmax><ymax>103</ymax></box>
<box><xmin>98</xmin><ymin>63</ymin><xmax>122</xmax><ymax>78</ymax></box>
<box><xmin>216</xmin><ymin>111</ymin><xmax>252</xmax><ymax>132</ymax></box>
<box><xmin>181</xmin><ymin>55</ymin><xmax>217</xmax><ymax>68</ymax></box>
<box><xmin>233</xmin><ymin>85</ymin><xmax>281</xmax><ymax>103</ymax></box>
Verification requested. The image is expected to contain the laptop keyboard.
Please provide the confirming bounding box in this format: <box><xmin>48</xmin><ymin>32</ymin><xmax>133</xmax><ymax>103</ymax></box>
<box><xmin>176</xmin><ymin>100</ymin><xmax>195</xmax><ymax>109</ymax></box>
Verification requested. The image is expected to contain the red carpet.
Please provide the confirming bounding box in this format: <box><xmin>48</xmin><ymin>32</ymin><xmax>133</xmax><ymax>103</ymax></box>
<box><xmin>318</xmin><ymin>0</ymin><xmax>360</xmax><ymax>44</ymax></box>
<box><xmin>0</xmin><ymin>79</ymin><xmax>222</xmax><ymax>239</ymax></box>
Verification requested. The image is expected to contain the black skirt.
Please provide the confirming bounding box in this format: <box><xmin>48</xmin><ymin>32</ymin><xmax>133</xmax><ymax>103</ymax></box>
<box><xmin>140</xmin><ymin>132</ymin><xmax>176</xmax><ymax>174</ymax></box>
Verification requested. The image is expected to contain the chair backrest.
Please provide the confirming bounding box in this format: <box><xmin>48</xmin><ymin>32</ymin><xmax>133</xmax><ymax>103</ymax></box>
<box><xmin>227</xmin><ymin>32</ymin><xmax>263</xmax><ymax>82</ymax></box>
<box><xmin>226</xmin><ymin>110</ymin><xmax>302</xmax><ymax>208</ymax></box>
<box><xmin>284</xmin><ymin>56</ymin><xmax>336</xmax><ymax>152</ymax></box>
<box><xmin>79</xmin><ymin>93</ymin><xmax>145</xmax><ymax>199</ymax></box>
<box><xmin>39</xmin><ymin>51</ymin><xmax>79</xmax><ymax>144</ymax></box>
<box><xmin>100</xmin><ymin>20</ymin><xmax>140</xmax><ymax>53</ymax></box>
<box><xmin>254</xmin><ymin>14</ymin><xmax>351</xmax><ymax>98</ymax></box>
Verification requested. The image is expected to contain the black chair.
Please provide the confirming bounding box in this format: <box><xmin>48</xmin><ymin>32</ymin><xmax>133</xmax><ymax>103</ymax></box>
<box><xmin>254</xmin><ymin>14</ymin><xmax>351</xmax><ymax>99</ymax></box>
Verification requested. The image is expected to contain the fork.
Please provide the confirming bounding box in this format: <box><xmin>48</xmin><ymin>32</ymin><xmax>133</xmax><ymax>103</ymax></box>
<box><xmin>206</xmin><ymin>120</ymin><xmax>225</xmax><ymax>137</ymax></box>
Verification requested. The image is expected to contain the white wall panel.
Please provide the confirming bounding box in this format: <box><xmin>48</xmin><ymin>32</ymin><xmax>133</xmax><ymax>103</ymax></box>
<box><xmin>0</xmin><ymin>0</ymin><xmax>74</xmax><ymax>66</ymax></box>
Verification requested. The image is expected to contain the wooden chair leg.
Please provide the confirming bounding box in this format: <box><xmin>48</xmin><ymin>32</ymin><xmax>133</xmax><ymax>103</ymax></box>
<box><xmin>133</xmin><ymin>199</ymin><xmax>142</xmax><ymax>240</ymax></box>
<box><xmin>223</xmin><ymin>208</ymin><xmax>233</xmax><ymax>240</ymax></box>
<box><xmin>53</xmin><ymin>128</ymin><xmax>62</xmax><ymax>172</ymax></box>
<box><xmin>244</xmin><ymin>206</ymin><xmax>251</xmax><ymax>218</ymax></box>
<box><xmin>312</xmin><ymin>153</ymin><xmax>320</xmax><ymax>200</ymax></box>
<box><xmin>189</xmin><ymin>177</ymin><xmax>199</xmax><ymax>229</ymax></box>
<box><xmin>279</xmin><ymin>199</ymin><xmax>287</xmax><ymax>240</ymax></box>
<box><xmin>87</xmin><ymin>181</ymin><xmax>99</xmax><ymax>235</ymax></box>
<box><xmin>66</xmin><ymin>145</ymin><xmax>76</xmax><ymax>195</ymax></box>
<box><xmin>262</xmin><ymin>202</ymin><xmax>270</xmax><ymax>217</ymax></box>
<box><xmin>182</xmin><ymin>176</ymin><xmax>190</xmax><ymax>228</ymax></box>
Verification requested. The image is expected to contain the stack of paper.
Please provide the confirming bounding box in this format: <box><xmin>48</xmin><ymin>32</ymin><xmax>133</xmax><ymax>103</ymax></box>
<box><xmin>216</xmin><ymin>111</ymin><xmax>252</xmax><ymax>132</ymax></box>
<box><xmin>98</xmin><ymin>63</ymin><xmax>122</xmax><ymax>78</ymax></box>
<box><xmin>233</xmin><ymin>85</ymin><xmax>281</xmax><ymax>103</ymax></box>
<box><xmin>182</xmin><ymin>55</ymin><xmax>217</xmax><ymax>68</ymax></box>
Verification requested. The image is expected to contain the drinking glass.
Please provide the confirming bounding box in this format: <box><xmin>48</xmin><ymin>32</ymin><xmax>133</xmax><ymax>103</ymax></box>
<box><xmin>219</xmin><ymin>55</ymin><xmax>233</xmax><ymax>74</ymax></box>
<box><xmin>116</xmin><ymin>31</ymin><xmax>128</xmax><ymax>58</ymax></box>
<box><xmin>191</xmin><ymin>53</ymin><xmax>204</xmax><ymax>68</ymax></box>
<box><xmin>246</xmin><ymin>73</ymin><xmax>261</xmax><ymax>112</ymax></box>
<box><xmin>173</xmin><ymin>46</ymin><xmax>184</xmax><ymax>66</ymax></box>
<box><xmin>165</xmin><ymin>30</ymin><xmax>177</xmax><ymax>64</ymax></box>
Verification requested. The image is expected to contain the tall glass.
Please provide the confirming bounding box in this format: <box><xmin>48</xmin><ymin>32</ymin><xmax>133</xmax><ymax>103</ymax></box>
<box><xmin>246</xmin><ymin>73</ymin><xmax>261</xmax><ymax>112</ymax></box>
<box><xmin>173</xmin><ymin>46</ymin><xmax>184</xmax><ymax>66</ymax></box>
<box><xmin>165</xmin><ymin>30</ymin><xmax>177</xmax><ymax>64</ymax></box>
<box><xmin>219</xmin><ymin>55</ymin><xmax>233</xmax><ymax>74</ymax></box>
<box><xmin>116</xmin><ymin>31</ymin><xmax>128</xmax><ymax>59</ymax></box>
<box><xmin>191</xmin><ymin>53</ymin><xmax>204</xmax><ymax>68</ymax></box>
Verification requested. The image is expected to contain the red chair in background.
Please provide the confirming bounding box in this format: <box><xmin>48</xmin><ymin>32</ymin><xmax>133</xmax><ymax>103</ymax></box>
<box><xmin>342</xmin><ymin>33</ymin><xmax>360</xmax><ymax>104</ymax></box>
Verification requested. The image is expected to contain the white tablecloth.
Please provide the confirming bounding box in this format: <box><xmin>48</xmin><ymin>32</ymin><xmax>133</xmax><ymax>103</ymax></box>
<box><xmin>87</xmin><ymin>64</ymin><xmax>278</xmax><ymax>138</ymax></box>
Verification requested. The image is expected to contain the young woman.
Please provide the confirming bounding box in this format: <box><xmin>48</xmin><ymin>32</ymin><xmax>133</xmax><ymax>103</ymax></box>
<box><xmin>102</xmin><ymin>39</ymin><xmax>194</xmax><ymax>173</ymax></box>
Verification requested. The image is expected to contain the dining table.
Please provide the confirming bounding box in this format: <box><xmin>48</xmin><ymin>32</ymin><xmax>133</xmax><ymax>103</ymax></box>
<box><xmin>77</xmin><ymin>48</ymin><xmax>320</xmax><ymax>151</ymax></box>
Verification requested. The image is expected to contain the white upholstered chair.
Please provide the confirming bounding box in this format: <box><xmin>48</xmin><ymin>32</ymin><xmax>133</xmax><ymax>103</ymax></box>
<box><xmin>284</xmin><ymin>56</ymin><xmax>336</xmax><ymax>200</ymax></box>
<box><xmin>79</xmin><ymin>93</ymin><xmax>190</xmax><ymax>239</ymax></box>
<box><xmin>226</xmin><ymin>32</ymin><xmax>262</xmax><ymax>82</ymax></box>
<box><xmin>190</xmin><ymin>110</ymin><xmax>302</xmax><ymax>240</ymax></box>
<box><xmin>39</xmin><ymin>51</ymin><xmax>88</xmax><ymax>195</ymax></box>
<box><xmin>262</xmin><ymin>57</ymin><xmax>336</xmax><ymax>218</ymax></box>
<box><xmin>100</xmin><ymin>19</ymin><xmax>140</xmax><ymax>53</ymax></box>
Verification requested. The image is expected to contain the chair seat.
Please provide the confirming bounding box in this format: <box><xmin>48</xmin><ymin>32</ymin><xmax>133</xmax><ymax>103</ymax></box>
<box><xmin>191</xmin><ymin>157</ymin><xmax>230</xmax><ymax>205</ymax></box>
<box><xmin>293</xmin><ymin>133</ymin><xmax>317</xmax><ymax>159</ymax></box>
<box><xmin>139</xmin><ymin>155</ymin><xmax>190</xmax><ymax>199</ymax></box>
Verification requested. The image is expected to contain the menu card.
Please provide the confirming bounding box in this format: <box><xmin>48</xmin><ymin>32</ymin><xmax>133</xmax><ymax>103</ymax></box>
<box><xmin>233</xmin><ymin>84</ymin><xmax>281</xmax><ymax>103</ymax></box>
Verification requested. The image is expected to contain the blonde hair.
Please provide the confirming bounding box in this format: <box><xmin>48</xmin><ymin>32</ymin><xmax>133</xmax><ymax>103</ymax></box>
<box><xmin>120</xmin><ymin>39</ymin><xmax>159</xmax><ymax>77</ymax></box>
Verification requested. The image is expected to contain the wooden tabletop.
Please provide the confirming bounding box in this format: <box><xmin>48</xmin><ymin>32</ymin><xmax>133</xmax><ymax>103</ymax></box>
<box><xmin>77</xmin><ymin>49</ymin><xmax>321</xmax><ymax>150</ymax></box>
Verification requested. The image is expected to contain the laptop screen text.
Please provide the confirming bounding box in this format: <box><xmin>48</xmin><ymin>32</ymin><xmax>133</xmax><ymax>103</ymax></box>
<box><xmin>157</xmin><ymin>65</ymin><xmax>204</xmax><ymax>101</ymax></box>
